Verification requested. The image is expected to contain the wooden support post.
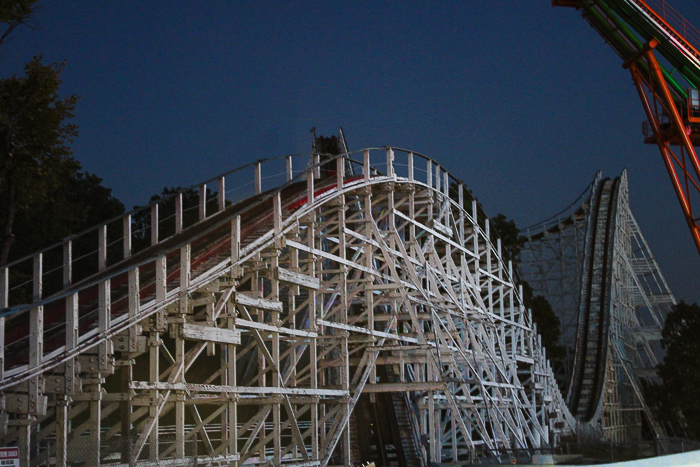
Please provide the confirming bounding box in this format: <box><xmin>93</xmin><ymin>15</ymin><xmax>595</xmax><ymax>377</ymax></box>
<box><xmin>151</xmin><ymin>204</ymin><xmax>159</xmax><ymax>245</ymax></box>
<box><xmin>18</xmin><ymin>419</ymin><xmax>30</xmax><ymax>467</ymax></box>
<box><xmin>176</xmin><ymin>192</ymin><xmax>183</xmax><ymax>234</ymax></box>
<box><xmin>218</xmin><ymin>176</ymin><xmax>226</xmax><ymax>211</ymax></box>
<box><xmin>337</xmin><ymin>156</ymin><xmax>345</xmax><ymax>190</ymax></box>
<box><xmin>271</xmin><ymin>253</ymin><xmax>281</xmax><ymax>466</ymax></box>
<box><xmin>180</xmin><ymin>244</ymin><xmax>190</xmax><ymax>314</ymax></box>
<box><xmin>286</xmin><ymin>155</ymin><xmax>293</xmax><ymax>182</ymax></box>
<box><xmin>123</xmin><ymin>214</ymin><xmax>132</xmax><ymax>259</ymax></box>
<box><xmin>29</xmin><ymin>254</ymin><xmax>43</xmax><ymax>414</ymax></box>
<box><xmin>427</xmin><ymin>160</ymin><xmax>432</xmax><ymax>188</ymax></box>
<box><xmin>307</xmin><ymin>211</ymin><xmax>319</xmax><ymax>462</ymax></box>
<box><xmin>255</xmin><ymin>161</ymin><xmax>262</xmax><ymax>194</ymax></box>
<box><xmin>458</xmin><ymin>184</ymin><xmax>465</xmax><ymax>242</ymax></box>
<box><xmin>443</xmin><ymin>170</ymin><xmax>449</xmax><ymax>197</ymax></box>
<box><xmin>89</xmin><ymin>396</ymin><xmax>101</xmax><ymax>466</ymax></box>
<box><xmin>199</xmin><ymin>183</ymin><xmax>207</xmax><ymax>221</ymax></box>
<box><xmin>32</xmin><ymin>253</ymin><xmax>44</xmax><ymax>302</ymax></box>
<box><xmin>148</xmin><ymin>335</ymin><xmax>160</xmax><ymax>460</ymax></box>
<box><xmin>307</xmin><ymin>168</ymin><xmax>315</xmax><ymax>205</ymax></box>
<box><xmin>61</xmin><ymin>293</ymin><xmax>78</xmax><ymax>466</ymax></box>
<box><xmin>273</xmin><ymin>192</ymin><xmax>282</xmax><ymax>237</ymax></box>
<box><xmin>338</xmin><ymin>195</ymin><xmax>351</xmax><ymax>466</ymax></box>
<box><xmin>363</xmin><ymin>150</ymin><xmax>370</xmax><ymax>182</ymax></box>
<box><xmin>0</xmin><ymin>267</ymin><xmax>6</xmax><ymax>309</ymax></box>
<box><xmin>232</xmin><ymin>216</ymin><xmax>241</xmax><ymax>277</ymax></box>
<box><xmin>63</xmin><ymin>241</ymin><xmax>72</xmax><ymax>288</ymax></box>
<box><xmin>435</xmin><ymin>165</ymin><xmax>441</xmax><ymax>193</ymax></box>
<box><xmin>98</xmin><ymin>225</ymin><xmax>107</xmax><ymax>271</ymax></box>
<box><xmin>408</xmin><ymin>152</ymin><xmax>414</xmax><ymax>181</ymax></box>
<box><xmin>56</xmin><ymin>398</ymin><xmax>69</xmax><ymax>467</ymax></box>
<box><xmin>65</xmin><ymin>294</ymin><xmax>78</xmax><ymax>394</ymax></box>
<box><xmin>175</xmin><ymin>333</ymin><xmax>186</xmax><ymax>458</ymax></box>
<box><xmin>120</xmin><ymin>364</ymin><xmax>132</xmax><ymax>464</ymax></box>
<box><xmin>128</xmin><ymin>268</ymin><xmax>140</xmax><ymax>352</ymax></box>
<box><xmin>150</xmin><ymin>255</ymin><xmax>166</xmax><ymax>461</ymax></box>
<box><xmin>0</xmin><ymin>268</ymin><xmax>6</xmax><ymax>382</ymax></box>
<box><xmin>155</xmin><ymin>256</ymin><xmax>167</xmax><ymax>332</ymax></box>
<box><xmin>99</xmin><ymin>279</ymin><xmax>111</xmax><ymax>371</ymax></box>
<box><xmin>313</xmin><ymin>153</ymin><xmax>320</xmax><ymax>179</ymax></box>
<box><xmin>0</xmin><ymin>315</ymin><xmax>4</xmax><ymax>383</ymax></box>
<box><xmin>386</xmin><ymin>147</ymin><xmax>394</xmax><ymax>179</ymax></box>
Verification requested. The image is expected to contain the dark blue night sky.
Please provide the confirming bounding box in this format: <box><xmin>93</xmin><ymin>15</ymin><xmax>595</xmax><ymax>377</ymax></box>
<box><xmin>2</xmin><ymin>1</ymin><xmax>699</xmax><ymax>304</ymax></box>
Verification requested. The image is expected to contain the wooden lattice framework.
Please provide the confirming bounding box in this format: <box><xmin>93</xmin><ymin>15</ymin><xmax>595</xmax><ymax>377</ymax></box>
<box><xmin>0</xmin><ymin>148</ymin><xmax>575</xmax><ymax>466</ymax></box>
<box><xmin>521</xmin><ymin>170</ymin><xmax>675</xmax><ymax>443</ymax></box>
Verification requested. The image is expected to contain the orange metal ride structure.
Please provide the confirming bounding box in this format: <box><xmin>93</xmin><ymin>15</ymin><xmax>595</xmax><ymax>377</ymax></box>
<box><xmin>555</xmin><ymin>0</ymin><xmax>700</xmax><ymax>254</ymax></box>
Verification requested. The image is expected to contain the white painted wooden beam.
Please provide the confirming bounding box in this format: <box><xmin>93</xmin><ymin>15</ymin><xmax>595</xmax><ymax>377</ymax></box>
<box><xmin>181</xmin><ymin>323</ymin><xmax>241</xmax><ymax>345</ymax></box>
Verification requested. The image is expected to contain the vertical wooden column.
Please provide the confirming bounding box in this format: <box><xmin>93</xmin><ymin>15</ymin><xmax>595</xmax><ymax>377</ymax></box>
<box><xmin>363</xmin><ymin>150</ymin><xmax>370</xmax><ymax>183</ymax></box>
<box><xmin>408</xmin><ymin>154</ymin><xmax>417</xmax><ymax>257</ymax></box>
<box><xmin>286</xmin><ymin>155</ymin><xmax>293</xmax><ymax>182</ymax></box>
<box><xmin>88</xmin><ymin>388</ymin><xmax>101</xmax><ymax>466</ymax></box>
<box><xmin>55</xmin><ymin>396</ymin><xmax>69</xmax><ymax>467</ymax></box>
<box><xmin>175</xmin><ymin>192</ymin><xmax>183</xmax><ymax>234</ymax></box>
<box><xmin>485</xmin><ymin>220</ymin><xmax>493</xmax><ymax>318</ymax></box>
<box><xmin>59</xmin><ymin>293</ymin><xmax>78</xmax><ymax>467</ymax></box>
<box><xmin>452</xmin><ymin>410</ymin><xmax>458</xmax><ymax>462</ymax></box>
<box><xmin>28</xmin><ymin>254</ymin><xmax>43</xmax><ymax>411</ymax></box>
<box><xmin>458</xmin><ymin>185</ymin><xmax>467</xmax><ymax>307</ymax></box>
<box><xmin>93</xmin><ymin>225</ymin><xmax>109</xmax><ymax>465</ymax></box>
<box><xmin>307</xmin><ymin>167</ymin><xmax>314</xmax><ymax>206</ymax></box>
<box><xmin>337</xmin><ymin>192</ymin><xmax>350</xmax><ymax>466</ymax></box>
<box><xmin>218</xmin><ymin>176</ymin><xmax>226</xmax><ymax>212</ymax></box>
<box><xmin>435</xmin><ymin>165</ymin><xmax>441</xmax><ymax>194</ymax></box>
<box><xmin>270</xmin><ymin>220</ymin><xmax>281</xmax><ymax>467</ymax></box>
<box><xmin>255</xmin><ymin>162</ymin><xmax>262</xmax><ymax>195</ymax></box>
<box><xmin>63</xmin><ymin>241</ymin><xmax>72</xmax><ymax>288</ymax></box>
<box><xmin>231</xmin><ymin>216</ymin><xmax>241</xmax><ymax>277</ymax></box>
<box><xmin>0</xmin><ymin>267</ymin><xmax>7</xmax><ymax>383</ymax></box>
<box><xmin>363</xmin><ymin>163</ymin><xmax>376</xmax><ymax>386</ymax></box>
<box><xmin>121</xmin><ymin>266</ymin><xmax>138</xmax><ymax>462</ymax></box>
<box><xmin>18</xmin><ymin>416</ymin><xmax>30</xmax><ymax>467</ymax></box>
<box><xmin>427</xmin><ymin>161</ymin><xmax>433</xmax><ymax>221</ymax></box>
<box><xmin>199</xmin><ymin>183</ymin><xmax>207</xmax><ymax>221</ymax></box>
<box><xmin>313</xmin><ymin>153</ymin><xmax>320</xmax><ymax>179</ymax></box>
<box><xmin>123</xmin><ymin>214</ymin><xmax>132</xmax><ymax>260</ymax></box>
<box><xmin>386</xmin><ymin>148</ymin><xmax>394</xmax><ymax>179</ymax></box>
<box><xmin>336</xmin><ymin>156</ymin><xmax>344</xmax><ymax>191</ymax></box>
<box><xmin>307</xmin><ymin>208</ymin><xmax>319</xmax><ymax>462</ymax></box>
<box><xmin>175</xmin><ymin>244</ymin><xmax>190</xmax><ymax>458</ymax></box>
<box><xmin>224</xmin><ymin>297</ymin><xmax>238</xmax><ymax>465</ymax></box>
<box><xmin>150</xmin><ymin>255</ymin><xmax>166</xmax><ymax>460</ymax></box>
<box><xmin>229</xmin><ymin>214</ymin><xmax>242</xmax><ymax>464</ymax></box>
<box><xmin>472</xmin><ymin>200</ymin><xmax>480</xmax><ymax>289</ymax></box>
<box><xmin>151</xmin><ymin>204</ymin><xmax>159</xmax><ymax>245</ymax></box>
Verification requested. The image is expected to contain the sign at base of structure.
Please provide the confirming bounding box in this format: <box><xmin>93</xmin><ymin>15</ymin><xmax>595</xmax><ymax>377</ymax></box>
<box><xmin>0</xmin><ymin>448</ymin><xmax>19</xmax><ymax>467</ymax></box>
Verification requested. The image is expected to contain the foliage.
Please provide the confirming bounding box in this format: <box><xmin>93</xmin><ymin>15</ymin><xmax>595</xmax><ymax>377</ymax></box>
<box><xmin>0</xmin><ymin>56</ymin><xmax>83</xmax><ymax>264</ymax></box>
<box><xmin>9</xmin><ymin>171</ymin><xmax>124</xmax><ymax>261</ymax></box>
<box><xmin>646</xmin><ymin>301</ymin><xmax>700</xmax><ymax>439</ymax></box>
<box><xmin>491</xmin><ymin>213</ymin><xmax>526</xmax><ymax>263</ymax></box>
<box><xmin>523</xmin><ymin>283</ymin><xmax>565</xmax><ymax>360</ymax></box>
<box><xmin>0</xmin><ymin>0</ymin><xmax>37</xmax><ymax>51</ymax></box>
